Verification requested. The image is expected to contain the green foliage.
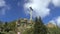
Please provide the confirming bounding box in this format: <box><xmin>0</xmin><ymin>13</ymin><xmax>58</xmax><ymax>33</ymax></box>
<box><xmin>33</xmin><ymin>17</ymin><xmax>48</xmax><ymax>34</ymax></box>
<box><xmin>0</xmin><ymin>18</ymin><xmax>60</xmax><ymax>34</ymax></box>
<box><xmin>48</xmin><ymin>27</ymin><xmax>60</xmax><ymax>34</ymax></box>
<box><xmin>3</xmin><ymin>22</ymin><xmax>9</xmax><ymax>32</ymax></box>
<box><xmin>22</xmin><ymin>28</ymin><xmax>34</xmax><ymax>34</ymax></box>
<box><xmin>0</xmin><ymin>21</ymin><xmax>16</xmax><ymax>34</ymax></box>
<box><xmin>8</xmin><ymin>21</ymin><xmax>16</xmax><ymax>31</ymax></box>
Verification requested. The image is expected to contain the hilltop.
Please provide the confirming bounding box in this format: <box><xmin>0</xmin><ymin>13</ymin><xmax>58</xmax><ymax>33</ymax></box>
<box><xmin>0</xmin><ymin>18</ymin><xmax>60</xmax><ymax>34</ymax></box>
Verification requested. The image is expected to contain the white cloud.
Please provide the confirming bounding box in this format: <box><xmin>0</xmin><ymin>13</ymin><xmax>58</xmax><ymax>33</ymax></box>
<box><xmin>24</xmin><ymin>0</ymin><xmax>51</xmax><ymax>18</ymax></box>
<box><xmin>24</xmin><ymin>0</ymin><xmax>60</xmax><ymax>18</ymax></box>
<box><xmin>49</xmin><ymin>16</ymin><xmax>60</xmax><ymax>27</ymax></box>
<box><xmin>0</xmin><ymin>0</ymin><xmax>10</xmax><ymax>15</ymax></box>
<box><xmin>52</xmin><ymin>0</ymin><xmax>60</xmax><ymax>7</ymax></box>
<box><xmin>56</xmin><ymin>16</ymin><xmax>60</xmax><ymax>26</ymax></box>
<box><xmin>49</xmin><ymin>20</ymin><xmax>56</xmax><ymax>25</ymax></box>
<box><xmin>0</xmin><ymin>0</ymin><xmax>6</xmax><ymax>7</ymax></box>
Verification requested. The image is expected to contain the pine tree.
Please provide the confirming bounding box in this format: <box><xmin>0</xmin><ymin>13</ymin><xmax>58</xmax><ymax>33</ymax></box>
<box><xmin>33</xmin><ymin>17</ymin><xmax>47</xmax><ymax>34</ymax></box>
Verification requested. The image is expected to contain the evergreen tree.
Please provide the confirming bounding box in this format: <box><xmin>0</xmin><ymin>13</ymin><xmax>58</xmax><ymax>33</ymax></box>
<box><xmin>33</xmin><ymin>17</ymin><xmax>47</xmax><ymax>34</ymax></box>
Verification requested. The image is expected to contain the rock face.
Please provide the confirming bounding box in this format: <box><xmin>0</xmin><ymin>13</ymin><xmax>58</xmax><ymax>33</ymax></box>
<box><xmin>16</xmin><ymin>18</ymin><xmax>34</xmax><ymax>34</ymax></box>
<box><xmin>47</xmin><ymin>23</ymin><xmax>56</xmax><ymax>28</ymax></box>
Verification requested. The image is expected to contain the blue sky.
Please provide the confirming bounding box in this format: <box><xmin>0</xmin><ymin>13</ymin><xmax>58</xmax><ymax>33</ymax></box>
<box><xmin>0</xmin><ymin>0</ymin><xmax>60</xmax><ymax>26</ymax></box>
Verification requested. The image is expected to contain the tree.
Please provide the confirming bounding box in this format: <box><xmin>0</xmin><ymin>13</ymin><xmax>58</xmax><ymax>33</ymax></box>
<box><xmin>0</xmin><ymin>21</ymin><xmax>3</xmax><ymax>32</ymax></box>
<box><xmin>33</xmin><ymin>17</ymin><xmax>48</xmax><ymax>34</ymax></box>
<box><xmin>4</xmin><ymin>22</ymin><xmax>10</xmax><ymax>32</ymax></box>
<box><xmin>8</xmin><ymin>21</ymin><xmax>16</xmax><ymax>31</ymax></box>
